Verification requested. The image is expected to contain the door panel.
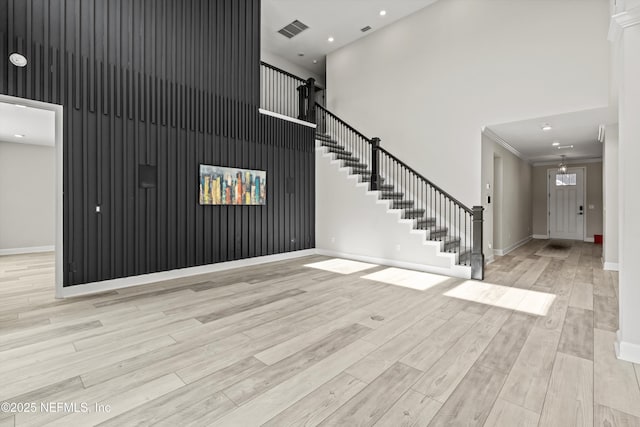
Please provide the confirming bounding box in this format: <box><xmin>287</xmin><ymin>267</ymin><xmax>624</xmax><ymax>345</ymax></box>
<box><xmin>549</xmin><ymin>168</ymin><xmax>584</xmax><ymax>240</ymax></box>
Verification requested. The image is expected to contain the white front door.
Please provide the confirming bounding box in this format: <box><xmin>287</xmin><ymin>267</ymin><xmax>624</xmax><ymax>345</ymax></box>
<box><xmin>549</xmin><ymin>167</ymin><xmax>585</xmax><ymax>240</ymax></box>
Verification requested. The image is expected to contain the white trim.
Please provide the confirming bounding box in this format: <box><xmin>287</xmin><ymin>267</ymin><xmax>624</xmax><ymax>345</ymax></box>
<box><xmin>58</xmin><ymin>249</ymin><xmax>316</xmax><ymax>298</ymax></box>
<box><xmin>584</xmin><ymin>237</ymin><xmax>595</xmax><ymax>243</ymax></box>
<box><xmin>532</xmin><ymin>158</ymin><xmax>602</xmax><ymax>167</ymax></box>
<box><xmin>0</xmin><ymin>94</ymin><xmax>64</xmax><ymax>298</ymax></box>
<box><xmin>258</xmin><ymin>108</ymin><xmax>317</xmax><ymax>128</ymax></box>
<box><xmin>482</xmin><ymin>128</ymin><xmax>529</xmax><ymax>163</ymax></box>
<box><xmin>0</xmin><ymin>246</ymin><xmax>55</xmax><ymax>256</ymax></box>
<box><xmin>615</xmin><ymin>330</ymin><xmax>640</xmax><ymax>364</ymax></box>
<box><xmin>532</xmin><ymin>234</ymin><xmax>549</xmax><ymax>239</ymax></box>
<box><xmin>609</xmin><ymin>6</ymin><xmax>640</xmax><ymax>42</ymax></box>
<box><xmin>493</xmin><ymin>235</ymin><xmax>532</xmax><ymax>257</ymax></box>
<box><xmin>315</xmin><ymin>249</ymin><xmax>472</xmax><ymax>280</ymax></box>
<box><xmin>604</xmin><ymin>262</ymin><xmax>620</xmax><ymax>271</ymax></box>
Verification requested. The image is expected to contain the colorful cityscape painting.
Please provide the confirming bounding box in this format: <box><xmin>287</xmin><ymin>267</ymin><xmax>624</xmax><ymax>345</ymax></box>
<box><xmin>199</xmin><ymin>164</ymin><xmax>266</xmax><ymax>206</ymax></box>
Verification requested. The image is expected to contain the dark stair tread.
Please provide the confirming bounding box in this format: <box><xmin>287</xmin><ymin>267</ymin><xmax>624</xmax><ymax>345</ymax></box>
<box><xmin>416</xmin><ymin>217</ymin><xmax>438</xmax><ymax>228</ymax></box>
<box><xmin>425</xmin><ymin>226</ymin><xmax>448</xmax><ymax>236</ymax></box>
<box><xmin>321</xmin><ymin>141</ymin><xmax>343</xmax><ymax>149</ymax></box>
<box><xmin>379</xmin><ymin>184</ymin><xmax>395</xmax><ymax>191</ymax></box>
<box><xmin>393</xmin><ymin>200</ymin><xmax>415</xmax><ymax>209</ymax></box>
<box><xmin>344</xmin><ymin>161</ymin><xmax>369</xmax><ymax>168</ymax></box>
<box><xmin>380</xmin><ymin>192</ymin><xmax>405</xmax><ymax>200</ymax></box>
<box><xmin>361</xmin><ymin>175</ymin><xmax>386</xmax><ymax>182</ymax></box>
<box><xmin>335</xmin><ymin>153</ymin><xmax>359</xmax><ymax>161</ymax></box>
<box><xmin>403</xmin><ymin>208</ymin><xmax>425</xmax><ymax>219</ymax></box>
<box><xmin>327</xmin><ymin>147</ymin><xmax>352</xmax><ymax>156</ymax></box>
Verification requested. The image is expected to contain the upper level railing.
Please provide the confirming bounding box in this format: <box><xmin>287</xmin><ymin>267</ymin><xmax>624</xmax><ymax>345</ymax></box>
<box><xmin>260</xmin><ymin>61</ymin><xmax>317</xmax><ymax>122</ymax></box>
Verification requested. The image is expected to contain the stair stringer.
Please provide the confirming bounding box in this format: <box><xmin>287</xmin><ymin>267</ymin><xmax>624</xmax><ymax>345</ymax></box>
<box><xmin>315</xmin><ymin>145</ymin><xmax>472</xmax><ymax>279</ymax></box>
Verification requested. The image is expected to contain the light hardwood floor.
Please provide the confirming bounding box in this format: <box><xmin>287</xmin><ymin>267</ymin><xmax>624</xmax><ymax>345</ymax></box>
<box><xmin>0</xmin><ymin>240</ymin><xmax>639</xmax><ymax>426</ymax></box>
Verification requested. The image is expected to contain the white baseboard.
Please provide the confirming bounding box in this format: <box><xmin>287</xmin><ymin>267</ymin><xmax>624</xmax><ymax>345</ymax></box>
<box><xmin>584</xmin><ymin>237</ymin><xmax>595</xmax><ymax>243</ymax></box>
<box><xmin>57</xmin><ymin>249</ymin><xmax>317</xmax><ymax>298</ymax></box>
<box><xmin>604</xmin><ymin>262</ymin><xmax>620</xmax><ymax>271</ymax></box>
<box><xmin>315</xmin><ymin>249</ymin><xmax>472</xmax><ymax>279</ymax></box>
<box><xmin>615</xmin><ymin>330</ymin><xmax>640</xmax><ymax>364</ymax></box>
<box><xmin>493</xmin><ymin>235</ymin><xmax>532</xmax><ymax>257</ymax></box>
<box><xmin>0</xmin><ymin>246</ymin><xmax>55</xmax><ymax>256</ymax></box>
<box><xmin>532</xmin><ymin>234</ymin><xmax>549</xmax><ymax>240</ymax></box>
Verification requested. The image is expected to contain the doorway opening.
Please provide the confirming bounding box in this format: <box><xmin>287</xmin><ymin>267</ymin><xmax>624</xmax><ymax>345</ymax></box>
<box><xmin>0</xmin><ymin>94</ymin><xmax>63</xmax><ymax>297</ymax></box>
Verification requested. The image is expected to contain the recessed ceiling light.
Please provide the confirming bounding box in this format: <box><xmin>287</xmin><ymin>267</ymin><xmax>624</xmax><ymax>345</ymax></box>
<box><xmin>328</xmin><ymin>36</ymin><xmax>334</xmax><ymax>43</ymax></box>
<box><xmin>14</xmin><ymin>134</ymin><xmax>25</xmax><ymax>138</ymax></box>
<box><xmin>14</xmin><ymin>104</ymin><xmax>26</xmax><ymax>108</ymax></box>
<box><xmin>541</xmin><ymin>124</ymin><xmax>552</xmax><ymax>131</ymax></box>
<box><xmin>552</xmin><ymin>141</ymin><xmax>560</xmax><ymax>146</ymax></box>
<box><xmin>313</xmin><ymin>60</ymin><xmax>318</xmax><ymax>64</ymax></box>
<box><xmin>298</xmin><ymin>52</ymin><xmax>305</xmax><ymax>57</ymax></box>
<box><xmin>380</xmin><ymin>10</ymin><xmax>387</xmax><ymax>16</ymax></box>
<box><xmin>557</xmin><ymin>145</ymin><xmax>574</xmax><ymax>150</ymax></box>
<box><xmin>9</xmin><ymin>52</ymin><xmax>27</xmax><ymax>67</ymax></box>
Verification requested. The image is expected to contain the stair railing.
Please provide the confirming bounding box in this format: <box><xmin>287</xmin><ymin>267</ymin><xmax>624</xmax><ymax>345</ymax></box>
<box><xmin>260</xmin><ymin>62</ymin><xmax>316</xmax><ymax>122</ymax></box>
<box><xmin>316</xmin><ymin>104</ymin><xmax>485</xmax><ymax>280</ymax></box>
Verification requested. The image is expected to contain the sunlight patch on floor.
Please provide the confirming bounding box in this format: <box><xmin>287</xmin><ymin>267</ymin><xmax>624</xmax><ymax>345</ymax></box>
<box><xmin>360</xmin><ymin>267</ymin><xmax>451</xmax><ymax>291</ymax></box>
<box><xmin>304</xmin><ymin>259</ymin><xmax>378</xmax><ymax>274</ymax></box>
<box><xmin>444</xmin><ymin>281</ymin><xmax>556</xmax><ymax>316</ymax></box>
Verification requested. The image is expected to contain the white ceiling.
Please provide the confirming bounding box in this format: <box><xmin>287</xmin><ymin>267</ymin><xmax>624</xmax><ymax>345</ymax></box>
<box><xmin>486</xmin><ymin>107</ymin><xmax>612</xmax><ymax>164</ymax></box>
<box><xmin>0</xmin><ymin>102</ymin><xmax>55</xmax><ymax>147</ymax></box>
<box><xmin>261</xmin><ymin>0</ymin><xmax>439</xmax><ymax>76</ymax></box>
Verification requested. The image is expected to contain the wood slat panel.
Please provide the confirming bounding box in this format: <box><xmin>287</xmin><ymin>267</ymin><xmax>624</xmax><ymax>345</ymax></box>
<box><xmin>0</xmin><ymin>0</ymin><xmax>316</xmax><ymax>287</ymax></box>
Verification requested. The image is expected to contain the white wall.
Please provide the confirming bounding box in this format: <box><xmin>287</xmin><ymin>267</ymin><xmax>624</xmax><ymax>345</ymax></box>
<box><xmin>481</xmin><ymin>133</ymin><xmax>532</xmax><ymax>259</ymax></box>
<box><xmin>315</xmin><ymin>145</ymin><xmax>470</xmax><ymax>279</ymax></box>
<box><xmin>603</xmin><ymin>124</ymin><xmax>618</xmax><ymax>269</ymax></box>
<box><xmin>261</xmin><ymin>50</ymin><xmax>325</xmax><ymax>87</ymax></box>
<box><xmin>0</xmin><ymin>141</ymin><xmax>55</xmax><ymax>253</ymax></box>
<box><xmin>326</xmin><ymin>0</ymin><xmax>610</xmax><ymax>207</ymax></box>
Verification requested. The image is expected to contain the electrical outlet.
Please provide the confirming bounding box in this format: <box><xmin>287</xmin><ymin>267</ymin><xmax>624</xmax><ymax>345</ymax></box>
<box><xmin>488</xmin><ymin>243</ymin><xmax>492</xmax><ymax>249</ymax></box>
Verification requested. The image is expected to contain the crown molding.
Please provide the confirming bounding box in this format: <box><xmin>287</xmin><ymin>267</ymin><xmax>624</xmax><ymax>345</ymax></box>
<box><xmin>609</xmin><ymin>6</ymin><xmax>640</xmax><ymax>42</ymax></box>
<box><xmin>532</xmin><ymin>157</ymin><xmax>602</xmax><ymax>167</ymax></box>
<box><xmin>482</xmin><ymin>127</ymin><xmax>529</xmax><ymax>164</ymax></box>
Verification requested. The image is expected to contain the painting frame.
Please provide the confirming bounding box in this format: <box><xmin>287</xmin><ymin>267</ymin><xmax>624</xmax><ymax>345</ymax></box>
<box><xmin>199</xmin><ymin>164</ymin><xmax>267</xmax><ymax>206</ymax></box>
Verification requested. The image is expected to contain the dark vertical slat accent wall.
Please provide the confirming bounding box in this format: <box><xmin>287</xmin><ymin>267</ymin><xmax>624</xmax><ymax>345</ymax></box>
<box><xmin>0</xmin><ymin>0</ymin><xmax>315</xmax><ymax>287</ymax></box>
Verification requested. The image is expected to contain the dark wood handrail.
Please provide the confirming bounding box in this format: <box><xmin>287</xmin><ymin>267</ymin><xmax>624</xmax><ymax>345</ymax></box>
<box><xmin>315</xmin><ymin>104</ymin><xmax>370</xmax><ymax>142</ymax></box>
<box><xmin>377</xmin><ymin>147</ymin><xmax>473</xmax><ymax>214</ymax></box>
<box><xmin>260</xmin><ymin>61</ymin><xmax>306</xmax><ymax>83</ymax></box>
<box><xmin>316</xmin><ymin>103</ymin><xmax>473</xmax><ymax>214</ymax></box>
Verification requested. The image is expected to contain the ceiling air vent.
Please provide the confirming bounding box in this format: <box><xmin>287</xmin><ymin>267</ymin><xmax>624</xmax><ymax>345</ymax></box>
<box><xmin>361</xmin><ymin>26</ymin><xmax>372</xmax><ymax>33</ymax></box>
<box><xmin>278</xmin><ymin>20</ymin><xmax>309</xmax><ymax>39</ymax></box>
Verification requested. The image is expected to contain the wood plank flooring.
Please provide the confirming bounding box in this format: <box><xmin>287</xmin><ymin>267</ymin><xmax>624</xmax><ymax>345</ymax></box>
<box><xmin>1</xmin><ymin>241</ymin><xmax>639</xmax><ymax>426</ymax></box>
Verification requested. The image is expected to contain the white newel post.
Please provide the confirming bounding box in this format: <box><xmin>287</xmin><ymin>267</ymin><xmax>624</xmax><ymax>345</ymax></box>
<box><xmin>611</xmin><ymin>4</ymin><xmax>640</xmax><ymax>363</ymax></box>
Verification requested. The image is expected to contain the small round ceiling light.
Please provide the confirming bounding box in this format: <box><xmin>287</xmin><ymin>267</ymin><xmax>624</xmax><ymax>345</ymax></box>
<box><xmin>14</xmin><ymin>134</ymin><xmax>25</xmax><ymax>138</ymax></box>
<box><xmin>312</xmin><ymin>60</ymin><xmax>318</xmax><ymax>64</ymax></box>
<box><xmin>9</xmin><ymin>52</ymin><xmax>27</xmax><ymax>67</ymax></box>
<box><xmin>379</xmin><ymin>10</ymin><xmax>387</xmax><ymax>16</ymax></box>
<box><xmin>328</xmin><ymin>36</ymin><xmax>334</xmax><ymax>43</ymax></box>
<box><xmin>298</xmin><ymin>52</ymin><xmax>305</xmax><ymax>57</ymax></box>
<box><xmin>552</xmin><ymin>141</ymin><xmax>560</xmax><ymax>146</ymax></box>
<box><xmin>541</xmin><ymin>123</ymin><xmax>552</xmax><ymax>131</ymax></box>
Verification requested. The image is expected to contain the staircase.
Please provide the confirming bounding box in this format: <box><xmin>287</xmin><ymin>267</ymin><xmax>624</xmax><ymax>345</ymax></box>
<box><xmin>258</xmin><ymin>61</ymin><xmax>484</xmax><ymax>280</ymax></box>
<box><xmin>315</xmin><ymin>131</ymin><xmax>472</xmax><ymax>269</ymax></box>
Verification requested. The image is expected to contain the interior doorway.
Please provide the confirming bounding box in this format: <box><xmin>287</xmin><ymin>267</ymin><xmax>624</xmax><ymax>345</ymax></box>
<box><xmin>0</xmin><ymin>94</ymin><xmax>63</xmax><ymax>296</ymax></box>
<box><xmin>548</xmin><ymin>167</ymin><xmax>585</xmax><ymax>240</ymax></box>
